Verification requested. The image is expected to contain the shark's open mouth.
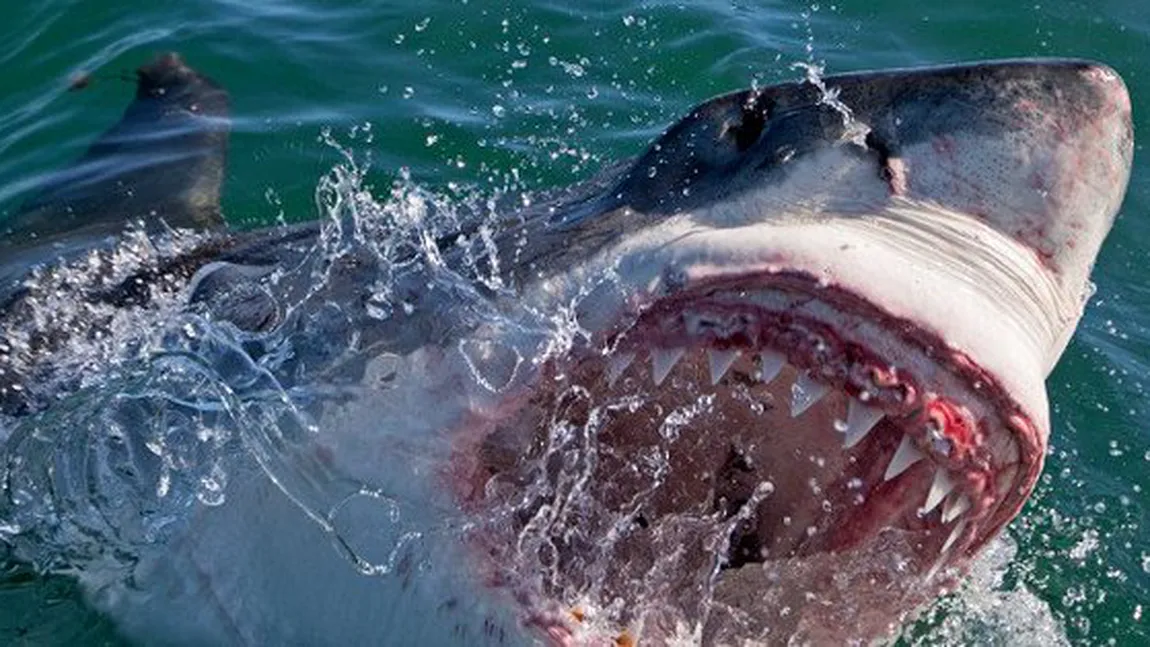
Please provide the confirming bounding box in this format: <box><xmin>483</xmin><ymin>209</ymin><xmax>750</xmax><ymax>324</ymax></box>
<box><xmin>455</xmin><ymin>271</ymin><xmax>1038</xmax><ymax>642</ymax></box>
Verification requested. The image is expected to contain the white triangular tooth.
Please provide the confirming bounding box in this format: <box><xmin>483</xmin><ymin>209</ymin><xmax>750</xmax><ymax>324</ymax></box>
<box><xmin>884</xmin><ymin>434</ymin><xmax>926</xmax><ymax>481</ymax></box>
<box><xmin>606</xmin><ymin>352</ymin><xmax>635</xmax><ymax>386</ymax></box>
<box><xmin>942</xmin><ymin>494</ymin><xmax>972</xmax><ymax>524</ymax></box>
<box><xmin>940</xmin><ymin>520</ymin><xmax>966</xmax><ymax>554</ymax></box>
<box><xmin>842</xmin><ymin>399</ymin><xmax>884</xmax><ymax>448</ymax></box>
<box><xmin>651</xmin><ymin>347</ymin><xmax>686</xmax><ymax>386</ymax></box>
<box><xmin>758</xmin><ymin>350</ymin><xmax>785</xmax><ymax>383</ymax></box>
<box><xmin>708</xmin><ymin>349</ymin><xmax>739</xmax><ymax>385</ymax></box>
<box><xmin>790</xmin><ymin>372</ymin><xmax>829</xmax><ymax>417</ymax></box>
<box><xmin>921</xmin><ymin>469</ymin><xmax>956</xmax><ymax>514</ymax></box>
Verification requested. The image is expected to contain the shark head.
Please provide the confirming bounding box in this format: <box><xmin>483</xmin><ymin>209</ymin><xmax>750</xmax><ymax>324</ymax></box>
<box><xmin>448</xmin><ymin>59</ymin><xmax>1132</xmax><ymax>642</ymax></box>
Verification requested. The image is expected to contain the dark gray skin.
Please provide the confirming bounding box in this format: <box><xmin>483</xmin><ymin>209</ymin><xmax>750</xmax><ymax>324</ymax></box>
<box><xmin>0</xmin><ymin>54</ymin><xmax>1132</xmax><ymax>645</ymax></box>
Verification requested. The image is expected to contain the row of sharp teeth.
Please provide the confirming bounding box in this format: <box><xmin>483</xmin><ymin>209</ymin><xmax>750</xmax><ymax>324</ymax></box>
<box><xmin>606</xmin><ymin>347</ymin><xmax>974</xmax><ymax>538</ymax></box>
<box><xmin>606</xmin><ymin>347</ymin><xmax>886</xmax><ymax>447</ymax></box>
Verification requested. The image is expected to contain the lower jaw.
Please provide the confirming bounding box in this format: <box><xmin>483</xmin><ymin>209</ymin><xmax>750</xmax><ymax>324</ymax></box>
<box><xmin>449</xmin><ymin>278</ymin><xmax>1036</xmax><ymax>644</ymax></box>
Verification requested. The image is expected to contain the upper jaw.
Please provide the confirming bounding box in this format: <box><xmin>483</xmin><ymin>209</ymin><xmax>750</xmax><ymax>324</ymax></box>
<box><xmin>533</xmin><ymin>192</ymin><xmax>1058</xmax><ymax>435</ymax></box>
<box><xmin>522</xmin><ymin>59</ymin><xmax>1132</xmax><ymax>447</ymax></box>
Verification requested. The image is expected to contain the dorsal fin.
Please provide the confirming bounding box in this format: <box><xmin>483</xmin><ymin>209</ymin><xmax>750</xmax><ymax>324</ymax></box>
<box><xmin>8</xmin><ymin>52</ymin><xmax>230</xmax><ymax>243</ymax></box>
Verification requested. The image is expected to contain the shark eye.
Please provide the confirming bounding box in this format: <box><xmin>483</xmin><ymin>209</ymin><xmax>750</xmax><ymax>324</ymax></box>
<box><xmin>720</xmin><ymin>94</ymin><xmax>771</xmax><ymax>153</ymax></box>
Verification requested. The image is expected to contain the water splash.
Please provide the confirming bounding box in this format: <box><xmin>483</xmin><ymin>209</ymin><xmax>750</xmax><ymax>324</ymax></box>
<box><xmin>904</xmin><ymin>534</ymin><xmax>1069</xmax><ymax>646</ymax></box>
<box><xmin>791</xmin><ymin>60</ymin><xmax>872</xmax><ymax>147</ymax></box>
<box><xmin>0</xmin><ymin>122</ymin><xmax>607</xmax><ymax>599</ymax></box>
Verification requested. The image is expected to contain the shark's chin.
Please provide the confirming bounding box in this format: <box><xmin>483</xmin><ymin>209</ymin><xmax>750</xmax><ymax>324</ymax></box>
<box><xmin>453</xmin><ymin>272</ymin><xmax>1037</xmax><ymax>643</ymax></box>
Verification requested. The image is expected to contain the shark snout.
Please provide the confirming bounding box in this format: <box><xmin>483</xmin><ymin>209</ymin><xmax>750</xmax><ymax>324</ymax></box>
<box><xmin>1046</xmin><ymin>62</ymin><xmax>1133</xmax><ymax>257</ymax></box>
<box><xmin>876</xmin><ymin>60</ymin><xmax>1133</xmax><ymax>286</ymax></box>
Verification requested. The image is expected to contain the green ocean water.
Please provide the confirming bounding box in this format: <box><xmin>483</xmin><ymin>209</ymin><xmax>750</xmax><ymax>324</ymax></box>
<box><xmin>0</xmin><ymin>1</ymin><xmax>1146</xmax><ymax>645</ymax></box>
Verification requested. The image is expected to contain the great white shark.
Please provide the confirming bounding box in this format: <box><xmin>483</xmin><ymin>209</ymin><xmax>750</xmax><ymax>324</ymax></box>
<box><xmin>0</xmin><ymin>52</ymin><xmax>1133</xmax><ymax>645</ymax></box>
